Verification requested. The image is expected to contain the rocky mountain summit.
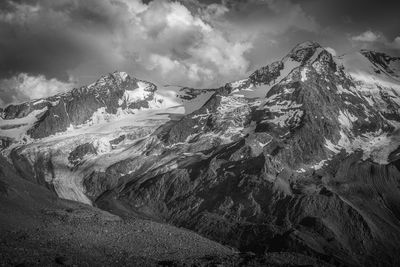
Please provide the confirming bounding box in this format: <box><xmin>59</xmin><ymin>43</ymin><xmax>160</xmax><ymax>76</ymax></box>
<box><xmin>2</xmin><ymin>41</ymin><xmax>400</xmax><ymax>266</ymax></box>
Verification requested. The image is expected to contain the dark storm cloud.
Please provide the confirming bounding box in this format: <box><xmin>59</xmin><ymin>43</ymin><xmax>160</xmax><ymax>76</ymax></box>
<box><xmin>0</xmin><ymin>24</ymin><xmax>86</xmax><ymax>80</ymax></box>
<box><xmin>0</xmin><ymin>0</ymin><xmax>124</xmax><ymax>81</ymax></box>
<box><xmin>230</xmin><ymin>0</ymin><xmax>400</xmax><ymax>55</ymax></box>
<box><xmin>287</xmin><ymin>0</ymin><xmax>400</xmax><ymax>57</ymax></box>
<box><xmin>292</xmin><ymin>0</ymin><xmax>400</xmax><ymax>38</ymax></box>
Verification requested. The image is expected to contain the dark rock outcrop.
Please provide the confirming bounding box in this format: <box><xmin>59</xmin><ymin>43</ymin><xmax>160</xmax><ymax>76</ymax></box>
<box><xmin>68</xmin><ymin>143</ymin><xmax>97</xmax><ymax>166</ymax></box>
<box><xmin>361</xmin><ymin>50</ymin><xmax>400</xmax><ymax>78</ymax></box>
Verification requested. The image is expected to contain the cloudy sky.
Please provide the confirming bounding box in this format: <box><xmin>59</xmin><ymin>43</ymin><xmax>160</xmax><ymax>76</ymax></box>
<box><xmin>0</xmin><ymin>0</ymin><xmax>399</xmax><ymax>106</ymax></box>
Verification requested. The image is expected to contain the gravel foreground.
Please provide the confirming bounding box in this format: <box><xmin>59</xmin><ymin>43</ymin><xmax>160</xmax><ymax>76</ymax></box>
<box><xmin>0</xmin><ymin>202</ymin><xmax>332</xmax><ymax>267</ymax></box>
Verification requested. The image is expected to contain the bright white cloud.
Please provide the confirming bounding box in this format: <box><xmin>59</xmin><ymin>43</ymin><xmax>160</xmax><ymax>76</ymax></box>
<box><xmin>351</xmin><ymin>30</ymin><xmax>380</xmax><ymax>42</ymax></box>
<box><xmin>143</xmin><ymin>1</ymin><xmax>250</xmax><ymax>84</ymax></box>
<box><xmin>102</xmin><ymin>0</ymin><xmax>252</xmax><ymax>88</ymax></box>
<box><xmin>52</xmin><ymin>0</ymin><xmax>254</xmax><ymax>89</ymax></box>
<box><xmin>0</xmin><ymin>73</ymin><xmax>75</xmax><ymax>106</ymax></box>
<box><xmin>350</xmin><ymin>30</ymin><xmax>400</xmax><ymax>51</ymax></box>
<box><xmin>392</xmin><ymin>37</ymin><xmax>400</xmax><ymax>49</ymax></box>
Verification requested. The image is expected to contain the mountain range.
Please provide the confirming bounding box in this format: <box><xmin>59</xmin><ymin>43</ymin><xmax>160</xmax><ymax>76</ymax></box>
<box><xmin>1</xmin><ymin>41</ymin><xmax>400</xmax><ymax>266</ymax></box>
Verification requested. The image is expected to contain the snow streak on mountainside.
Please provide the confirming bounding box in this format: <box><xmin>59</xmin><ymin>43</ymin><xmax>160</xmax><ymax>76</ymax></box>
<box><xmin>2</xmin><ymin>42</ymin><xmax>400</xmax><ymax>266</ymax></box>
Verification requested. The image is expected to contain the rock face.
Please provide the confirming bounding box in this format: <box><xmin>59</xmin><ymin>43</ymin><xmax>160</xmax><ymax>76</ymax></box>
<box><xmin>27</xmin><ymin>72</ymin><xmax>157</xmax><ymax>139</ymax></box>
<box><xmin>2</xmin><ymin>42</ymin><xmax>400</xmax><ymax>266</ymax></box>
<box><xmin>68</xmin><ymin>143</ymin><xmax>98</xmax><ymax>167</ymax></box>
<box><xmin>361</xmin><ymin>50</ymin><xmax>400</xmax><ymax>78</ymax></box>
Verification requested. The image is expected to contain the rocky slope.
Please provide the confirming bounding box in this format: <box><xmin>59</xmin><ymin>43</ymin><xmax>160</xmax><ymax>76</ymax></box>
<box><xmin>2</xmin><ymin>41</ymin><xmax>400</xmax><ymax>266</ymax></box>
<box><xmin>0</xmin><ymin>155</ymin><xmax>234</xmax><ymax>266</ymax></box>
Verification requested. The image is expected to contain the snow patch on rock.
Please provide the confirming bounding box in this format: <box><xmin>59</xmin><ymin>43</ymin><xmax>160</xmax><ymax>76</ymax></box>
<box><xmin>301</xmin><ymin>68</ymin><xmax>309</xmax><ymax>82</ymax></box>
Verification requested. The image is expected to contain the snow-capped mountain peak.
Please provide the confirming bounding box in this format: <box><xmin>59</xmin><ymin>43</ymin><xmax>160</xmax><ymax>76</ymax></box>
<box><xmin>285</xmin><ymin>40</ymin><xmax>322</xmax><ymax>63</ymax></box>
<box><xmin>226</xmin><ymin>41</ymin><xmax>332</xmax><ymax>99</ymax></box>
<box><xmin>88</xmin><ymin>71</ymin><xmax>130</xmax><ymax>88</ymax></box>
